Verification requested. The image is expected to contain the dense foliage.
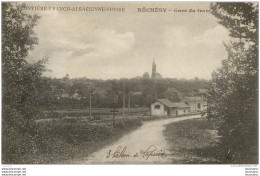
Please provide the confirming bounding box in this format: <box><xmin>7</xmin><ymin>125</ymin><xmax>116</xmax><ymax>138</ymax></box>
<box><xmin>2</xmin><ymin>3</ymin><xmax>48</xmax><ymax>163</ymax></box>
<box><xmin>208</xmin><ymin>2</ymin><xmax>258</xmax><ymax>163</ymax></box>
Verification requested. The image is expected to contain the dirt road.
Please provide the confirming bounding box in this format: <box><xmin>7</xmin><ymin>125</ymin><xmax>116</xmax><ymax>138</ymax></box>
<box><xmin>70</xmin><ymin>114</ymin><xmax>202</xmax><ymax>164</ymax></box>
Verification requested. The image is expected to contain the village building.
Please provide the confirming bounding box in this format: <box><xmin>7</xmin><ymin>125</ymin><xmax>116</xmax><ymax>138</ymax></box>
<box><xmin>151</xmin><ymin>99</ymin><xmax>190</xmax><ymax>117</ymax></box>
<box><xmin>71</xmin><ymin>90</ymin><xmax>81</xmax><ymax>100</ymax></box>
<box><xmin>50</xmin><ymin>85</ymin><xmax>69</xmax><ymax>100</ymax></box>
<box><xmin>61</xmin><ymin>91</ymin><xmax>69</xmax><ymax>98</ymax></box>
<box><xmin>182</xmin><ymin>96</ymin><xmax>207</xmax><ymax>112</ymax></box>
<box><xmin>142</xmin><ymin>72</ymin><xmax>150</xmax><ymax>79</ymax></box>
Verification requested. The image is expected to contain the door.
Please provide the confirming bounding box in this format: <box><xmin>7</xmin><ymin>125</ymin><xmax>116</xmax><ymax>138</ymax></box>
<box><xmin>167</xmin><ymin>108</ymin><xmax>170</xmax><ymax>116</ymax></box>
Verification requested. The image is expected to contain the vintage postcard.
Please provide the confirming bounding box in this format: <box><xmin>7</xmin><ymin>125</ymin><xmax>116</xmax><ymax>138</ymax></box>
<box><xmin>1</xmin><ymin>1</ymin><xmax>258</xmax><ymax>168</ymax></box>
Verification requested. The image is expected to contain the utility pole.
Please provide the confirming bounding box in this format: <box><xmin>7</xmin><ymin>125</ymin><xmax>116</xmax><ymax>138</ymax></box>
<box><xmin>195</xmin><ymin>96</ymin><xmax>196</xmax><ymax>112</ymax></box>
<box><xmin>111</xmin><ymin>107</ymin><xmax>119</xmax><ymax>127</ymax></box>
<box><xmin>122</xmin><ymin>81</ymin><xmax>125</xmax><ymax>118</ymax></box>
<box><xmin>123</xmin><ymin>91</ymin><xmax>125</xmax><ymax>118</ymax></box>
<box><xmin>89</xmin><ymin>84</ymin><xmax>95</xmax><ymax>117</ymax></box>
<box><xmin>89</xmin><ymin>91</ymin><xmax>92</xmax><ymax>117</ymax></box>
<box><xmin>128</xmin><ymin>92</ymin><xmax>131</xmax><ymax>115</ymax></box>
<box><xmin>113</xmin><ymin>107</ymin><xmax>115</xmax><ymax>127</ymax></box>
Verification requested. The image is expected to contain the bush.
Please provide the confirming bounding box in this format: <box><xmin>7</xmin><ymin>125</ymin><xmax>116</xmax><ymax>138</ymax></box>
<box><xmin>114</xmin><ymin>118</ymin><xmax>142</xmax><ymax>130</ymax></box>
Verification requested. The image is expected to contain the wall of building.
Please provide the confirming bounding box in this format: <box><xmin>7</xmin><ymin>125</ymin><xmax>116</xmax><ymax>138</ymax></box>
<box><xmin>190</xmin><ymin>101</ymin><xmax>207</xmax><ymax>112</ymax></box>
<box><xmin>151</xmin><ymin>102</ymin><xmax>167</xmax><ymax>116</ymax></box>
<box><xmin>200</xmin><ymin>102</ymin><xmax>207</xmax><ymax>111</ymax></box>
<box><xmin>184</xmin><ymin>100</ymin><xmax>207</xmax><ymax>112</ymax></box>
<box><xmin>170</xmin><ymin>107</ymin><xmax>190</xmax><ymax>116</ymax></box>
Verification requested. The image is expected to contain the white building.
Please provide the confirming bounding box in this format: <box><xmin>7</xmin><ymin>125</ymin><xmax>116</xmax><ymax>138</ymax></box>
<box><xmin>151</xmin><ymin>99</ymin><xmax>190</xmax><ymax>117</ymax></box>
<box><xmin>182</xmin><ymin>97</ymin><xmax>207</xmax><ymax>112</ymax></box>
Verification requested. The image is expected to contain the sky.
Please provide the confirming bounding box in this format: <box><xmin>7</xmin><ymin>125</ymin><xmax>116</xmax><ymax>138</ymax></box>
<box><xmin>25</xmin><ymin>2</ymin><xmax>230</xmax><ymax>80</ymax></box>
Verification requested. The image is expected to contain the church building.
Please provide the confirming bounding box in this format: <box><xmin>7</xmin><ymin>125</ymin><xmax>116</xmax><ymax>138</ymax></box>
<box><xmin>151</xmin><ymin>59</ymin><xmax>162</xmax><ymax>82</ymax></box>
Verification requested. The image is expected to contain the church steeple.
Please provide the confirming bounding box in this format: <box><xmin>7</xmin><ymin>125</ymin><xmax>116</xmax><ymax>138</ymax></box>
<box><xmin>152</xmin><ymin>58</ymin><xmax>156</xmax><ymax>80</ymax></box>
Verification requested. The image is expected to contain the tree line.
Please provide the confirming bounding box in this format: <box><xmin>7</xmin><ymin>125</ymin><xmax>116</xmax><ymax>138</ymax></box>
<box><xmin>207</xmin><ymin>2</ymin><xmax>258</xmax><ymax>163</ymax></box>
<box><xmin>41</xmin><ymin>76</ymin><xmax>209</xmax><ymax>109</ymax></box>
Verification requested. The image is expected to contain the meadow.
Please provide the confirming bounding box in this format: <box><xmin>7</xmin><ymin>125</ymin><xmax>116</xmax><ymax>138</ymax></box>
<box><xmin>13</xmin><ymin>107</ymin><xmax>153</xmax><ymax>164</ymax></box>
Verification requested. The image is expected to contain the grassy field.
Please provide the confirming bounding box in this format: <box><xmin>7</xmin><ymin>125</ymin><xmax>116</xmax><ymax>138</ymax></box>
<box><xmin>6</xmin><ymin>107</ymin><xmax>168</xmax><ymax>164</ymax></box>
<box><xmin>12</xmin><ymin>117</ymin><xmax>143</xmax><ymax>164</ymax></box>
<box><xmin>163</xmin><ymin>117</ymin><xmax>224</xmax><ymax>164</ymax></box>
<box><xmin>37</xmin><ymin>107</ymin><xmax>152</xmax><ymax>126</ymax></box>
<box><xmin>164</xmin><ymin>117</ymin><xmax>259</xmax><ymax>164</ymax></box>
<box><xmin>41</xmin><ymin>107</ymin><xmax>150</xmax><ymax>119</ymax></box>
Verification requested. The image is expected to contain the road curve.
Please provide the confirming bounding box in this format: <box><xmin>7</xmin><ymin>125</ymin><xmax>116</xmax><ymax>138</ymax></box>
<box><xmin>70</xmin><ymin>114</ymin><xmax>202</xmax><ymax>164</ymax></box>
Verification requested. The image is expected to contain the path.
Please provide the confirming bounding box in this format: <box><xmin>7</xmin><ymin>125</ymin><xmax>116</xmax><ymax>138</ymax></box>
<box><xmin>70</xmin><ymin>114</ymin><xmax>202</xmax><ymax>164</ymax></box>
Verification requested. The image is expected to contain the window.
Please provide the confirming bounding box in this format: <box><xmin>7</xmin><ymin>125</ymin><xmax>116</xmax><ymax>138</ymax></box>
<box><xmin>155</xmin><ymin>105</ymin><xmax>160</xmax><ymax>109</ymax></box>
<box><xmin>197</xmin><ymin>103</ymin><xmax>201</xmax><ymax>109</ymax></box>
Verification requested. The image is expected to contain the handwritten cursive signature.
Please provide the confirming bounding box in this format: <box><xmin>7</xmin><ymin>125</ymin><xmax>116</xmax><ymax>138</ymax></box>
<box><xmin>106</xmin><ymin>145</ymin><xmax>167</xmax><ymax>160</ymax></box>
<box><xmin>140</xmin><ymin>145</ymin><xmax>166</xmax><ymax>160</ymax></box>
<box><xmin>106</xmin><ymin>145</ymin><xmax>131</xmax><ymax>159</ymax></box>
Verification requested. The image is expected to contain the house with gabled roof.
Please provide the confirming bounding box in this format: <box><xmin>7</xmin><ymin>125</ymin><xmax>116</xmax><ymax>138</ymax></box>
<box><xmin>182</xmin><ymin>96</ymin><xmax>207</xmax><ymax>112</ymax></box>
<box><xmin>150</xmin><ymin>99</ymin><xmax>190</xmax><ymax>117</ymax></box>
<box><xmin>50</xmin><ymin>85</ymin><xmax>69</xmax><ymax>100</ymax></box>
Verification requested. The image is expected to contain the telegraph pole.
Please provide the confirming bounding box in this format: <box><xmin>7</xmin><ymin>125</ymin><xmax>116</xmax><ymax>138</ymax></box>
<box><xmin>110</xmin><ymin>107</ymin><xmax>119</xmax><ymax>127</ymax></box>
<box><xmin>89</xmin><ymin>91</ymin><xmax>92</xmax><ymax>117</ymax></box>
<box><xmin>89</xmin><ymin>84</ymin><xmax>95</xmax><ymax>117</ymax></box>
<box><xmin>122</xmin><ymin>81</ymin><xmax>125</xmax><ymax>118</ymax></box>
<box><xmin>128</xmin><ymin>92</ymin><xmax>131</xmax><ymax>115</ymax></box>
<box><xmin>123</xmin><ymin>92</ymin><xmax>125</xmax><ymax>117</ymax></box>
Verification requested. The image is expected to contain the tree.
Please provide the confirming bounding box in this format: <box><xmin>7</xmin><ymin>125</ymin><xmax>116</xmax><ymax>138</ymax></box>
<box><xmin>207</xmin><ymin>2</ymin><xmax>258</xmax><ymax>163</ymax></box>
<box><xmin>2</xmin><ymin>2</ymin><xmax>47</xmax><ymax>163</ymax></box>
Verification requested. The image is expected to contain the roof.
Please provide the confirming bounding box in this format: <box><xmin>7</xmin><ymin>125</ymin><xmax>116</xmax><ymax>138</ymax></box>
<box><xmin>183</xmin><ymin>97</ymin><xmax>205</xmax><ymax>101</ymax></box>
<box><xmin>171</xmin><ymin>102</ymin><xmax>191</xmax><ymax>108</ymax></box>
<box><xmin>155</xmin><ymin>99</ymin><xmax>190</xmax><ymax>108</ymax></box>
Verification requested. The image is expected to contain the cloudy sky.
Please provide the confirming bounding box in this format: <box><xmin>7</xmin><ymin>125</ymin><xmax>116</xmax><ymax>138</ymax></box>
<box><xmin>26</xmin><ymin>2</ymin><xmax>230</xmax><ymax>80</ymax></box>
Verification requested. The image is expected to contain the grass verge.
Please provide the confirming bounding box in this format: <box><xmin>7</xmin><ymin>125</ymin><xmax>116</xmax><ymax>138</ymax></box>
<box><xmin>4</xmin><ymin>118</ymin><xmax>142</xmax><ymax>164</ymax></box>
<box><xmin>163</xmin><ymin>117</ymin><xmax>224</xmax><ymax>164</ymax></box>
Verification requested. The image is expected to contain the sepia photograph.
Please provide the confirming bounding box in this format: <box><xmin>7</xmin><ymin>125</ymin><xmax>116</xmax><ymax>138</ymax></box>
<box><xmin>1</xmin><ymin>1</ymin><xmax>258</xmax><ymax>167</ymax></box>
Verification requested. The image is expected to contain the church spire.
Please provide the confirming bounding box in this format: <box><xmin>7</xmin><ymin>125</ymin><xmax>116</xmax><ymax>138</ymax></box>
<box><xmin>152</xmin><ymin>58</ymin><xmax>156</xmax><ymax>81</ymax></box>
